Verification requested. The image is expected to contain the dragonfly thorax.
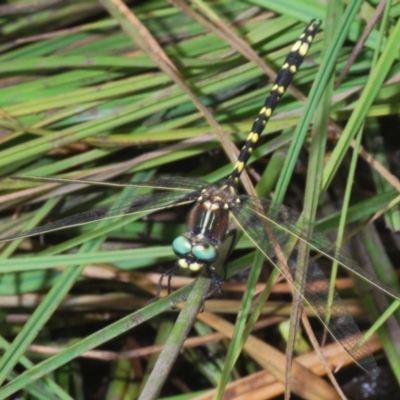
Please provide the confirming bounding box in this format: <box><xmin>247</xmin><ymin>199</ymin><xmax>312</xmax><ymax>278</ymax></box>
<box><xmin>172</xmin><ymin>186</ymin><xmax>239</xmax><ymax>272</ymax></box>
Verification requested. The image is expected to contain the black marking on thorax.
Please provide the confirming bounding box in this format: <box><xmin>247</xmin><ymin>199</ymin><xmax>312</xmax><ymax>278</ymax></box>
<box><xmin>185</xmin><ymin>186</ymin><xmax>240</xmax><ymax>245</ymax></box>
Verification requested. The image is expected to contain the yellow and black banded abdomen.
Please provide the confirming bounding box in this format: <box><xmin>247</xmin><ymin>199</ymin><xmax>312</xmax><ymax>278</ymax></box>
<box><xmin>226</xmin><ymin>20</ymin><xmax>321</xmax><ymax>188</ymax></box>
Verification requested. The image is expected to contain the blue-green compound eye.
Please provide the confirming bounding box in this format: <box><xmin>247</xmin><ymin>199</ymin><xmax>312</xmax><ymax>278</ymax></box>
<box><xmin>192</xmin><ymin>243</ymin><xmax>218</xmax><ymax>263</ymax></box>
<box><xmin>172</xmin><ymin>236</ymin><xmax>191</xmax><ymax>256</ymax></box>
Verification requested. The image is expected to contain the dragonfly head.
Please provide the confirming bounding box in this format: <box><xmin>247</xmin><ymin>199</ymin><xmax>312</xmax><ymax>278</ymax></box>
<box><xmin>172</xmin><ymin>235</ymin><xmax>218</xmax><ymax>272</ymax></box>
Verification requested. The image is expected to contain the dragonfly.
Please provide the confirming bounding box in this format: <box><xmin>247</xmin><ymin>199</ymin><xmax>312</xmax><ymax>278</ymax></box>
<box><xmin>1</xmin><ymin>20</ymin><xmax>398</xmax><ymax>376</ymax></box>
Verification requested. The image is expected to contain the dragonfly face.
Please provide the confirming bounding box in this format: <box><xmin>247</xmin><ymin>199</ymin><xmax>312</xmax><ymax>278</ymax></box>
<box><xmin>172</xmin><ymin>185</ymin><xmax>240</xmax><ymax>273</ymax></box>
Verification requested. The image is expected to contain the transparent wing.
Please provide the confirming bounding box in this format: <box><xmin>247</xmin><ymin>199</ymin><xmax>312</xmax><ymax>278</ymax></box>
<box><xmin>242</xmin><ymin>196</ymin><xmax>400</xmax><ymax>301</ymax></box>
<box><xmin>11</xmin><ymin>175</ymin><xmax>210</xmax><ymax>191</ymax></box>
<box><xmin>230</xmin><ymin>196</ymin><xmax>398</xmax><ymax>375</ymax></box>
<box><xmin>0</xmin><ymin>191</ymin><xmax>198</xmax><ymax>242</ymax></box>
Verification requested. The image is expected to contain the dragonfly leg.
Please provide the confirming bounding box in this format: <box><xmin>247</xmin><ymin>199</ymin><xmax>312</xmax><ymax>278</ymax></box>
<box><xmin>146</xmin><ymin>264</ymin><xmax>180</xmax><ymax>304</ymax></box>
<box><xmin>205</xmin><ymin>266</ymin><xmax>223</xmax><ymax>299</ymax></box>
<box><xmin>157</xmin><ymin>264</ymin><xmax>180</xmax><ymax>297</ymax></box>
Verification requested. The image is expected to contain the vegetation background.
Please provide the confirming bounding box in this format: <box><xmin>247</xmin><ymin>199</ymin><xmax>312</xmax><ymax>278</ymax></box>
<box><xmin>0</xmin><ymin>0</ymin><xmax>399</xmax><ymax>399</ymax></box>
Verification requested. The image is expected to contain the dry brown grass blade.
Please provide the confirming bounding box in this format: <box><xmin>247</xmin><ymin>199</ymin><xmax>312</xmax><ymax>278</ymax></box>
<box><xmin>100</xmin><ymin>0</ymin><xmax>258</xmax><ymax>195</ymax></box>
<box><xmin>197</xmin><ymin>310</ymin><xmax>343</xmax><ymax>400</ymax></box>
<box><xmin>170</xmin><ymin>0</ymin><xmax>307</xmax><ymax>102</ymax></box>
<box><xmin>191</xmin><ymin>334</ymin><xmax>381</xmax><ymax>399</ymax></box>
<box><xmin>335</xmin><ymin>0</ymin><xmax>387</xmax><ymax>87</ymax></box>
